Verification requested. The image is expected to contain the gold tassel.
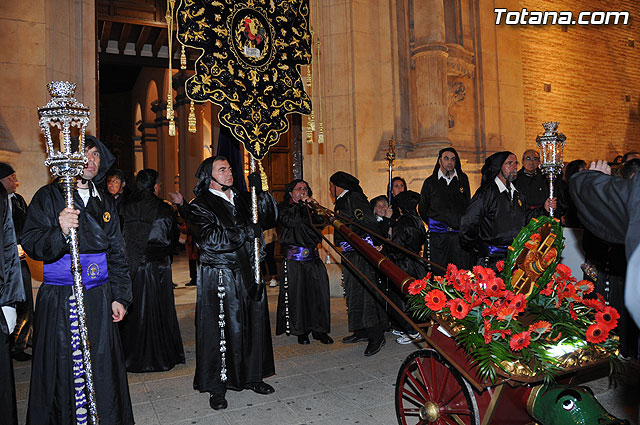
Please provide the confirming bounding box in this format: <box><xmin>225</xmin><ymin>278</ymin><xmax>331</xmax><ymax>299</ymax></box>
<box><xmin>180</xmin><ymin>45</ymin><xmax>187</xmax><ymax>70</ymax></box>
<box><xmin>257</xmin><ymin>160</ymin><xmax>269</xmax><ymax>191</ymax></box>
<box><xmin>317</xmin><ymin>122</ymin><xmax>324</xmax><ymax>144</ymax></box>
<box><xmin>188</xmin><ymin>100</ymin><xmax>197</xmax><ymax>133</ymax></box>
<box><xmin>169</xmin><ymin>119</ymin><xmax>176</xmax><ymax>136</ymax></box>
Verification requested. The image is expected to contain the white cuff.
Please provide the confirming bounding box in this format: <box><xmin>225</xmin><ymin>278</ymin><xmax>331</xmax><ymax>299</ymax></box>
<box><xmin>1</xmin><ymin>306</ymin><xmax>17</xmax><ymax>334</ymax></box>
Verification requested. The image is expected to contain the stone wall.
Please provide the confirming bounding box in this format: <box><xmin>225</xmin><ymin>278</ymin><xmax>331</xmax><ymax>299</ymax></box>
<box><xmin>519</xmin><ymin>0</ymin><xmax>640</xmax><ymax>162</ymax></box>
<box><xmin>0</xmin><ymin>0</ymin><xmax>96</xmax><ymax>202</ymax></box>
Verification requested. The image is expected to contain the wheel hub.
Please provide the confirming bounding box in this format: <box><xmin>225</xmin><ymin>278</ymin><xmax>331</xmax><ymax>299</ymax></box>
<box><xmin>420</xmin><ymin>401</ymin><xmax>440</xmax><ymax>422</ymax></box>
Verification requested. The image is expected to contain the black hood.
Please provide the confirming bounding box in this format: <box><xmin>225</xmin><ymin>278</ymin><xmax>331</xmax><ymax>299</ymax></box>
<box><xmin>85</xmin><ymin>136</ymin><xmax>115</xmax><ymax>185</ymax></box>
<box><xmin>432</xmin><ymin>147</ymin><xmax>463</xmax><ymax>177</ymax></box>
<box><xmin>330</xmin><ymin>171</ymin><xmax>362</xmax><ymax>193</ymax></box>
<box><xmin>481</xmin><ymin>151</ymin><xmax>513</xmax><ymax>187</ymax></box>
<box><xmin>193</xmin><ymin>157</ymin><xmax>215</xmax><ymax>197</ymax></box>
<box><xmin>394</xmin><ymin>190</ymin><xmax>421</xmax><ymax>215</ymax></box>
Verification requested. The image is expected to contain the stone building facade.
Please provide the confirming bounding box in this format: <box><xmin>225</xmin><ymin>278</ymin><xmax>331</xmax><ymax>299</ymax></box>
<box><xmin>1</xmin><ymin>0</ymin><xmax>639</xmax><ymax>206</ymax></box>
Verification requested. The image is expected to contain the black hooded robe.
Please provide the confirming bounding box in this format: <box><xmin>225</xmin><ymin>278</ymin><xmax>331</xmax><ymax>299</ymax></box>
<box><xmin>460</xmin><ymin>151</ymin><xmax>545</xmax><ymax>269</ymax></box>
<box><xmin>334</xmin><ymin>190</ymin><xmax>387</xmax><ymax>335</ymax></box>
<box><xmin>0</xmin><ymin>184</ymin><xmax>25</xmax><ymax>425</ymax></box>
<box><xmin>9</xmin><ymin>192</ymin><xmax>33</xmax><ymax>355</ymax></box>
<box><xmin>188</xmin><ymin>189</ymin><xmax>277</xmax><ymax>393</ymax></box>
<box><xmin>119</xmin><ymin>191</ymin><xmax>185</xmax><ymax>372</ymax></box>
<box><xmin>418</xmin><ymin>148</ymin><xmax>473</xmax><ymax>273</ymax></box>
<box><xmin>275</xmin><ymin>199</ymin><xmax>330</xmax><ymax>337</ymax></box>
<box><xmin>22</xmin><ymin>138</ymin><xmax>134</xmax><ymax>425</ymax></box>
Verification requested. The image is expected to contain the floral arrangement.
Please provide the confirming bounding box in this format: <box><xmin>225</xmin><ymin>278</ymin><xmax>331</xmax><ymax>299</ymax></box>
<box><xmin>407</xmin><ymin>217</ymin><xmax>620</xmax><ymax>383</ymax></box>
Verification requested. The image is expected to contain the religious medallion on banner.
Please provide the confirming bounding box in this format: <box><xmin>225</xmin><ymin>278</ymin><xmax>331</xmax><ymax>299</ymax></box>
<box><xmin>177</xmin><ymin>0</ymin><xmax>312</xmax><ymax>159</ymax></box>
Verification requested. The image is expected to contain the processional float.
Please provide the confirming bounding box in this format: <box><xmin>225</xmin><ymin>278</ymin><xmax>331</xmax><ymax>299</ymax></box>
<box><xmin>300</xmin><ymin>121</ymin><xmax>628</xmax><ymax>425</ymax></box>
<box><xmin>38</xmin><ymin>82</ymin><xmax>98</xmax><ymax>424</ymax></box>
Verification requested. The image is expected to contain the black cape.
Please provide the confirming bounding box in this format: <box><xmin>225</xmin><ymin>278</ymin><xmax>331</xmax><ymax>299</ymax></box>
<box><xmin>22</xmin><ymin>182</ymin><xmax>134</xmax><ymax>425</ymax></box>
<box><xmin>10</xmin><ymin>192</ymin><xmax>34</xmax><ymax>353</ymax></box>
<box><xmin>119</xmin><ymin>191</ymin><xmax>185</xmax><ymax>372</ymax></box>
<box><xmin>275</xmin><ymin>200</ymin><xmax>330</xmax><ymax>336</ymax></box>
<box><xmin>187</xmin><ymin>189</ymin><xmax>277</xmax><ymax>392</ymax></box>
<box><xmin>0</xmin><ymin>184</ymin><xmax>24</xmax><ymax>425</ymax></box>
<box><xmin>334</xmin><ymin>191</ymin><xmax>387</xmax><ymax>331</ymax></box>
<box><xmin>460</xmin><ymin>180</ymin><xmax>544</xmax><ymax>261</ymax></box>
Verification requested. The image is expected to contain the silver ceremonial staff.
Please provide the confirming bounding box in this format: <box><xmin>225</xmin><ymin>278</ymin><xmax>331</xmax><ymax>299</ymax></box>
<box><xmin>536</xmin><ymin>121</ymin><xmax>566</xmax><ymax>218</ymax></box>
<box><xmin>37</xmin><ymin>81</ymin><xmax>99</xmax><ymax>425</ymax></box>
<box><xmin>250</xmin><ymin>157</ymin><xmax>261</xmax><ymax>290</ymax></box>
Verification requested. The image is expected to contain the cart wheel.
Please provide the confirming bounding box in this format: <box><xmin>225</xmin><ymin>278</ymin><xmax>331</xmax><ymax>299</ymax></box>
<box><xmin>395</xmin><ymin>349</ymin><xmax>479</xmax><ymax>425</ymax></box>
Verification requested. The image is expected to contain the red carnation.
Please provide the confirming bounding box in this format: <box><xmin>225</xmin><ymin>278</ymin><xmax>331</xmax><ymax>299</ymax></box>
<box><xmin>424</xmin><ymin>289</ymin><xmax>447</xmax><ymax>311</ymax></box>
<box><xmin>555</xmin><ymin>263</ymin><xmax>572</xmax><ymax>279</ymax></box>
<box><xmin>540</xmin><ymin>280</ymin><xmax>554</xmax><ymax>296</ymax></box>
<box><xmin>509</xmin><ymin>293</ymin><xmax>527</xmax><ymax>314</ymax></box>
<box><xmin>575</xmin><ymin>280</ymin><xmax>595</xmax><ymax>295</ymax></box>
<box><xmin>595</xmin><ymin>306</ymin><xmax>620</xmax><ymax>330</ymax></box>
<box><xmin>528</xmin><ymin>320</ymin><xmax>552</xmax><ymax>334</ymax></box>
<box><xmin>581</xmin><ymin>297</ymin><xmax>606</xmax><ymax>312</ymax></box>
<box><xmin>509</xmin><ymin>331</ymin><xmax>531</xmax><ymax>351</ymax></box>
<box><xmin>448</xmin><ymin>298</ymin><xmax>470</xmax><ymax>320</ymax></box>
<box><xmin>445</xmin><ymin>263</ymin><xmax>458</xmax><ymax>280</ymax></box>
<box><xmin>496</xmin><ymin>304</ymin><xmax>517</xmax><ymax>321</ymax></box>
<box><xmin>586</xmin><ymin>322</ymin><xmax>609</xmax><ymax>344</ymax></box>
<box><xmin>485</xmin><ymin>277</ymin><xmax>505</xmax><ymax>298</ymax></box>
<box><xmin>473</xmin><ymin>265</ymin><xmax>491</xmax><ymax>283</ymax></box>
<box><xmin>496</xmin><ymin>260</ymin><xmax>505</xmax><ymax>272</ymax></box>
<box><xmin>407</xmin><ymin>279</ymin><xmax>427</xmax><ymax>295</ymax></box>
<box><xmin>452</xmin><ymin>271</ymin><xmax>471</xmax><ymax>292</ymax></box>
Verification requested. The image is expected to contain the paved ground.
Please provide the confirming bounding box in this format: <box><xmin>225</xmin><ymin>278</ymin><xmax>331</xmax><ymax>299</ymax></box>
<box><xmin>12</xmin><ymin>253</ymin><xmax>639</xmax><ymax>424</ymax></box>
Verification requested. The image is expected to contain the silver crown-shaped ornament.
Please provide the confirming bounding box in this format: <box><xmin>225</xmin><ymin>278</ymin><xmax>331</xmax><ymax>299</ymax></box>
<box><xmin>536</xmin><ymin>121</ymin><xmax>566</xmax><ymax>177</ymax></box>
<box><xmin>38</xmin><ymin>81</ymin><xmax>90</xmax><ymax>178</ymax></box>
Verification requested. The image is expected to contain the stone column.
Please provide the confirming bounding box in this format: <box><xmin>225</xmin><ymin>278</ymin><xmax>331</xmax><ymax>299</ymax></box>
<box><xmin>408</xmin><ymin>0</ymin><xmax>450</xmax><ymax>157</ymax></box>
<box><xmin>173</xmin><ymin>71</ymin><xmax>204</xmax><ymax>198</ymax></box>
<box><xmin>139</xmin><ymin>120</ymin><xmax>158</xmax><ymax>170</ymax></box>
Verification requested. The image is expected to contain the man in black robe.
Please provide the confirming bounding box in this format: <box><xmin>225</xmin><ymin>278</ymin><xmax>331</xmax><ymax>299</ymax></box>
<box><xmin>275</xmin><ymin>179</ymin><xmax>333</xmax><ymax>345</ymax></box>
<box><xmin>514</xmin><ymin>149</ymin><xmax>548</xmax><ymax>208</ymax></box>
<box><xmin>330</xmin><ymin>171</ymin><xmax>387</xmax><ymax>356</ymax></box>
<box><xmin>0</xmin><ymin>163</ymin><xmax>33</xmax><ymax>361</ymax></box>
<box><xmin>0</xmin><ymin>181</ymin><xmax>25</xmax><ymax>425</ymax></box>
<box><xmin>186</xmin><ymin>156</ymin><xmax>277</xmax><ymax>410</ymax></box>
<box><xmin>460</xmin><ymin>151</ymin><xmax>554</xmax><ymax>269</ymax></box>
<box><xmin>22</xmin><ymin>136</ymin><xmax>134</xmax><ymax>424</ymax></box>
<box><xmin>119</xmin><ymin>169</ymin><xmax>185</xmax><ymax>372</ymax></box>
<box><xmin>418</xmin><ymin>147</ymin><xmax>472</xmax><ymax>274</ymax></box>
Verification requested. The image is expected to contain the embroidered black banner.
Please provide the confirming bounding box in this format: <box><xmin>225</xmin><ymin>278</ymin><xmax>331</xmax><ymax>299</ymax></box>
<box><xmin>177</xmin><ymin>0</ymin><xmax>312</xmax><ymax>159</ymax></box>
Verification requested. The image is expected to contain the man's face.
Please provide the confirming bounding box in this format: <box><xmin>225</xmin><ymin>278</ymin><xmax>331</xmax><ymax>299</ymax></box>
<box><xmin>0</xmin><ymin>172</ymin><xmax>18</xmax><ymax>194</ymax></box>
<box><xmin>83</xmin><ymin>146</ymin><xmax>100</xmax><ymax>180</ymax></box>
<box><xmin>522</xmin><ymin>150</ymin><xmax>540</xmax><ymax>173</ymax></box>
<box><xmin>329</xmin><ymin>181</ymin><xmax>336</xmax><ymax>203</ymax></box>
<box><xmin>106</xmin><ymin>176</ymin><xmax>124</xmax><ymax>196</ymax></box>
<box><xmin>291</xmin><ymin>182</ymin><xmax>309</xmax><ymax>203</ymax></box>
<box><xmin>374</xmin><ymin>199</ymin><xmax>388</xmax><ymax>217</ymax></box>
<box><xmin>392</xmin><ymin>179</ymin><xmax>405</xmax><ymax>196</ymax></box>
<box><xmin>439</xmin><ymin>151</ymin><xmax>456</xmax><ymax>174</ymax></box>
<box><xmin>501</xmin><ymin>154</ymin><xmax>519</xmax><ymax>182</ymax></box>
<box><xmin>210</xmin><ymin>159</ymin><xmax>233</xmax><ymax>190</ymax></box>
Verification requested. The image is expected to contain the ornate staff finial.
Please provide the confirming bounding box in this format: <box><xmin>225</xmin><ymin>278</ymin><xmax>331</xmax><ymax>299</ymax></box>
<box><xmin>536</xmin><ymin>121</ymin><xmax>566</xmax><ymax>217</ymax></box>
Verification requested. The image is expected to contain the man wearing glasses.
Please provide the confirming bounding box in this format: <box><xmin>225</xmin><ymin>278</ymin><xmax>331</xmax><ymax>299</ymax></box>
<box><xmin>514</xmin><ymin>149</ymin><xmax>549</xmax><ymax>209</ymax></box>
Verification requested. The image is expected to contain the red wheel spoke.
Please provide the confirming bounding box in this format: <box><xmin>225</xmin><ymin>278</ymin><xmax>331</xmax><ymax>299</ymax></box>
<box><xmin>400</xmin><ymin>385</ymin><xmax>426</xmax><ymax>405</ymax></box>
<box><xmin>442</xmin><ymin>387</ymin><xmax>464</xmax><ymax>408</ymax></box>
<box><xmin>404</xmin><ymin>361</ymin><xmax>431</xmax><ymax>401</ymax></box>
<box><xmin>417</xmin><ymin>357</ymin><xmax>434</xmax><ymax>400</ymax></box>
<box><xmin>435</xmin><ymin>365</ymin><xmax>451</xmax><ymax>402</ymax></box>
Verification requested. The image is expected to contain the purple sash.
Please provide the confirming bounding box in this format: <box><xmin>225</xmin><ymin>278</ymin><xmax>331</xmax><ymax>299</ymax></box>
<box><xmin>486</xmin><ymin>245</ymin><xmax>508</xmax><ymax>256</ymax></box>
<box><xmin>427</xmin><ymin>218</ymin><xmax>458</xmax><ymax>233</ymax></box>
<box><xmin>285</xmin><ymin>245</ymin><xmax>319</xmax><ymax>261</ymax></box>
<box><xmin>339</xmin><ymin>235</ymin><xmax>375</xmax><ymax>252</ymax></box>
<box><xmin>43</xmin><ymin>253</ymin><xmax>109</xmax><ymax>289</ymax></box>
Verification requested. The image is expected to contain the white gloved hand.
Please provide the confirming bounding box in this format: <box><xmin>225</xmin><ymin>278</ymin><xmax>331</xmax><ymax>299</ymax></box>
<box><xmin>1</xmin><ymin>306</ymin><xmax>17</xmax><ymax>334</ymax></box>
